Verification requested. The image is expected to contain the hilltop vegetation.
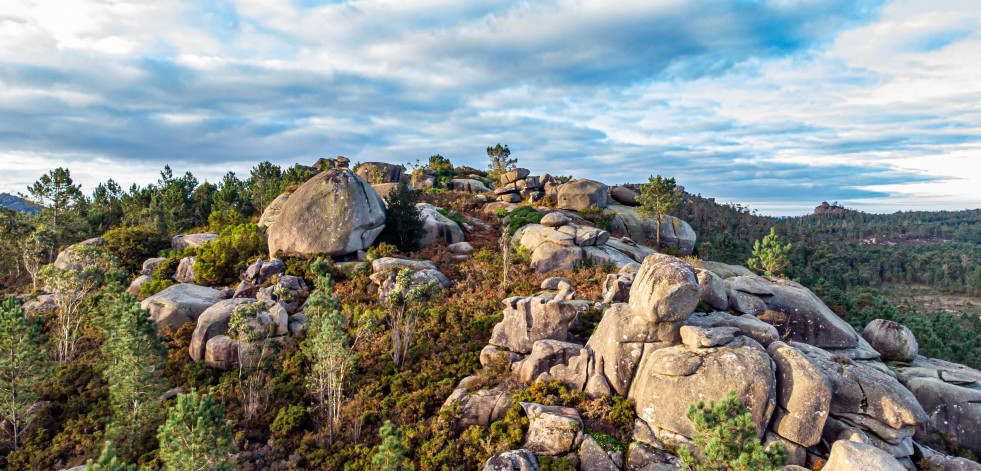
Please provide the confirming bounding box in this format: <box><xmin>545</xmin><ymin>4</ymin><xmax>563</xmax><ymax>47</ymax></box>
<box><xmin>0</xmin><ymin>156</ymin><xmax>978</xmax><ymax>470</ymax></box>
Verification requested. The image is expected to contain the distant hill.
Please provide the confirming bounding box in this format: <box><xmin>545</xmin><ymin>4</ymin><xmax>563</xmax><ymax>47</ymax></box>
<box><xmin>0</xmin><ymin>193</ymin><xmax>40</xmax><ymax>214</ymax></box>
<box><xmin>813</xmin><ymin>201</ymin><xmax>858</xmax><ymax>216</ymax></box>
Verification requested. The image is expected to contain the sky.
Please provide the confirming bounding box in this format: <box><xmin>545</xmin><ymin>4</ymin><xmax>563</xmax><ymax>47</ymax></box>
<box><xmin>1</xmin><ymin>0</ymin><xmax>980</xmax><ymax>216</ymax></box>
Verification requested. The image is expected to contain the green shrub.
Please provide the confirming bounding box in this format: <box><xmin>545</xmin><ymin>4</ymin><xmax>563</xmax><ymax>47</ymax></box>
<box><xmin>207</xmin><ymin>209</ymin><xmax>246</xmax><ymax>233</ymax></box>
<box><xmin>437</xmin><ymin>208</ymin><xmax>466</xmax><ymax>228</ymax></box>
<box><xmin>139</xmin><ymin>279</ymin><xmax>175</xmax><ymax>298</ymax></box>
<box><xmin>270</xmin><ymin>405</ymin><xmax>309</xmax><ymax>438</ymax></box>
<box><xmin>678</xmin><ymin>389</ymin><xmax>786</xmax><ymax>471</ymax></box>
<box><xmin>376</xmin><ymin>182</ymin><xmax>426</xmax><ymax>252</ymax></box>
<box><xmin>505</xmin><ymin>206</ymin><xmax>544</xmax><ymax>236</ymax></box>
<box><xmin>194</xmin><ymin>224</ymin><xmax>266</xmax><ymax>286</ymax></box>
<box><xmin>578</xmin><ymin>207</ymin><xmax>614</xmax><ymax>232</ymax></box>
<box><xmin>103</xmin><ymin>225</ymin><xmax>170</xmax><ymax>273</ymax></box>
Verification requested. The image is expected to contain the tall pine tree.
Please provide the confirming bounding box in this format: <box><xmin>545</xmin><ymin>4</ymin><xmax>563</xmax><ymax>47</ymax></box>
<box><xmin>157</xmin><ymin>389</ymin><xmax>234</xmax><ymax>471</ymax></box>
<box><xmin>0</xmin><ymin>297</ymin><xmax>48</xmax><ymax>450</ymax></box>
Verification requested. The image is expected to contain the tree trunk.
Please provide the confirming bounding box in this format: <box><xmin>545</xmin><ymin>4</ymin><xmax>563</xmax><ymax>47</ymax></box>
<box><xmin>656</xmin><ymin>215</ymin><xmax>662</xmax><ymax>251</ymax></box>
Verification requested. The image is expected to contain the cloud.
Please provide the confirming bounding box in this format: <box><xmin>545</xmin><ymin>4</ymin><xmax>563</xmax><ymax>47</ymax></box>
<box><xmin>0</xmin><ymin>0</ymin><xmax>979</xmax><ymax>215</ymax></box>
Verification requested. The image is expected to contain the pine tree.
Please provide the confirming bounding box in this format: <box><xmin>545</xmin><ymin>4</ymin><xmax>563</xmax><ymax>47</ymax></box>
<box><xmin>247</xmin><ymin>161</ymin><xmax>283</xmax><ymax>214</ymax></box>
<box><xmin>375</xmin><ymin>182</ymin><xmax>426</xmax><ymax>252</ymax></box>
<box><xmin>749</xmin><ymin>227</ymin><xmax>792</xmax><ymax>277</ymax></box>
<box><xmin>19</xmin><ymin>224</ymin><xmax>54</xmax><ymax>292</ymax></box>
<box><xmin>486</xmin><ymin>143</ymin><xmax>516</xmax><ymax>182</ymax></box>
<box><xmin>228</xmin><ymin>301</ymin><xmax>278</xmax><ymax>419</ymax></box>
<box><xmin>678</xmin><ymin>390</ymin><xmax>786</xmax><ymax>471</ymax></box>
<box><xmin>22</xmin><ymin>167</ymin><xmax>83</xmax><ymax>233</ymax></box>
<box><xmin>637</xmin><ymin>175</ymin><xmax>682</xmax><ymax>250</ymax></box>
<box><xmin>303</xmin><ymin>263</ymin><xmax>351</xmax><ymax>444</ymax></box>
<box><xmin>157</xmin><ymin>389</ymin><xmax>234</xmax><ymax>471</ymax></box>
<box><xmin>0</xmin><ymin>297</ymin><xmax>48</xmax><ymax>450</ymax></box>
<box><xmin>84</xmin><ymin>441</ymin><xmax>141</xmax><ymax>471</ymax></box>
<box><xmin>372</xmin><ymin>420</ymin><xmax>412</xmax><ymax>471</ymax></box>
<box><xmin>100</xmin><ymin>286</ymin><xmax>168</xmax><ymax>453</ymax></box>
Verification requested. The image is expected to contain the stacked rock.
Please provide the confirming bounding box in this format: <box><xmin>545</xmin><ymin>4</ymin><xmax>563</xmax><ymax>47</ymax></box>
<box><xmin>495</xmin><ymin>168</ymin><xmax>545</xmax><ymax>203</ymax></box>
<box><xmin>447</xmin><ymin>252</ymin><xmax>963</xmax><ymax>469</ymax></box>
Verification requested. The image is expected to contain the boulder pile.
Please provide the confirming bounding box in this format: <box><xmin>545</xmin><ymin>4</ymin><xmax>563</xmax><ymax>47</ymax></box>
<box><xmin>449</xmin><ymin>251</ymin><xmax>977</xmax><ymax>469</ymax></box>
<box><xmin>513</xmin><ymin>216</ymin><xmax>657</xmax><ymax>273</ymax></box>
<box><xmin>495</xmin><ymin>168</ymin><xmax>546</xmax><ymax>204</ymax></box>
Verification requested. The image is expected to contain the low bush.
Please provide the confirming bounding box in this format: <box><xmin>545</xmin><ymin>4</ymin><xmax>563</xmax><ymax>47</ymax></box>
<box><xmin>504</xmin><ymin>206</ymin><xmax>544</xmax><ymax>236</ymax></box>
<box><xmin>102</xmin><ymin>225</ymin><xmax>170</xmax><ymax>273</ymax></box>
<box><xmin>194</xmin><ymin>224</ymin><xmax>266</xmax><ymax>286</ymax></box>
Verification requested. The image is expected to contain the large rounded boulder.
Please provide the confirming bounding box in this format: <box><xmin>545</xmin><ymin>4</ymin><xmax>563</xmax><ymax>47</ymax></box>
<box><xmin>862</xmin><ymin>319</ymin><xmax>918</xmax><ymax>361</ymax></box>
<box><xmin>556</xmin><ymin>180</ymin><xmax>607</xmax><ymax>210</ymax></box>
<box><xmin>267</xmin><ymin>168</ymin><xmax>386</xmax><ymax>257</ymax></box>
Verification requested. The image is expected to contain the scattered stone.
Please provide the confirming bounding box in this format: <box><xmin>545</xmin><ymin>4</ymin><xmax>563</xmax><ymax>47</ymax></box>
<box><xmin>823</xmin><ymin>440</ymin><xmax>906</xmax><ymax>471</ymax></box>
<box><xmin>541</xmin><ymin>277</ymin><xmax>573</xmax><ymax>290</ymax></box>
<box><xmin>141</xmin><ymin>257</ymin><xmax>167</xmax><ymax>276</ymax></box>
<box><xmin>189</xmin><ymin>298</ymin><xmax>256</xmax><ymax>361</ymax></box>
<box><xmin>171</xmin><ymin>233</ymin><xmax>217</xmax><ymax>250</ymax></box>
<box><xmin>482</xmin><ymin>449</ymin><xmax>539</xmax><ymax>471</ymax></box>
<box><xmin>127</xmin><ymin>275</ymin><xmax>149</xmax><ymax>296</ymax></box>
<box><xmin>557</xmin><ymin>180</ymin><xmax>608</xmax><ymax>211</ymax></box>
<box><xmin>417</xmin><ymin>203</ymin><xmax>465</xmax><ymax>248</ymax></box>
<box><xmin>173</xmin><ymin>256</ymin><xmax>196</xmax><ymax>283</ymax></box>
<box><xmin>541</xmin><ymin>212</ymin><xmax>572</xmax><ymax>228</ymax></box>
<box><xmin>489</xmin><ymin>297</ymin><xmax>578</xmax><ymax>354</ymax></box>
<box><xmin>53</xmin><ymin>237</ymin><xmax>108</xmax><ymax>271</ymax></box>
<box><xmin>696</xmin><ymin>269</ymin><xmax>729</xmax><ymax>310</ymax></box>
<box><xmin>628</xmin><ymin>253</ymin><xmax>700</xmax><ymax>323</ymax></box>
<box><xmin>578</xmin><ymin>434</ymin><xmax>618</xmax><ymax>471</ymax></box>
<box><xmin>679</xmin><ymin>325</ymin><xmax>738</xmax><ymax>348</ymax></box>
<box><xmin>448</xmin><ymin>242</ymin><xmax>473</xmax><ymax>254</ymax></box>
<box><xmin>442</xmin><ymin>386</ymin><xmax>512</xmax><ymax>431</ymax></box>
<box><xmin>862</xmin><ymin>319</ymin><xmax>919</xmax><ymax>361</ymax></box>
<box><xmin>140</xmin><ymin>283</ymin><xmax>222</xmax><ymax>332</ymax></box>
<box><xmin>521</xmin><ymin>402</ymin><xmax>584</xmax><ymax>455</ymax></box>
<box><xmin>501</xmin><ymin>168</ymin><xmax>531</xmax><ymax>185</ymax></box>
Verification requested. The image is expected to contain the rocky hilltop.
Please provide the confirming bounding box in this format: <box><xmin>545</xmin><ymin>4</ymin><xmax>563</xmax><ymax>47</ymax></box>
<box><xmin>11</xmin><ymin>158</ymin><xmax>981</xmax><ymax>471</ymax></box>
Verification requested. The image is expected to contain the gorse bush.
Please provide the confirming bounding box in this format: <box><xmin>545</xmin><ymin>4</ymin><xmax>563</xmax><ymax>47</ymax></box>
<box><xmin>194</xmin><ymin>223</ymin><xmax>266</xmax><ymax>286</ymax></box>
<box><xmin>102</xmin><ymin>225</ymin><xmax>170</xmax><ymax>273</ymax></box>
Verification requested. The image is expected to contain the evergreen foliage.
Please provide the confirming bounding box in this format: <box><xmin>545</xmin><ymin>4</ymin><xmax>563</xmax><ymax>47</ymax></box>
<box><xmin>99</xmin><ymin>286</ymin><xmax>167</xmax><ymax>453</ymax></box>
<box><xmin>84</xmin><ymin>441</ymin><xmax>141</xmax><ymax>471</ymax></box>
<box><xmin>486</xmin><ymin>143</ymin><xmax>516</xmax><ymax>182</ymax></box>
<box><xmin>376</xmin><ymin>182</ymin><xmax>426</xmax><ymax>253</ymax></box>
<box><xmin>157</xmin><ymin>389</ymin><xmax>233</xmax><ymax>471</ymax></box>
<box><xmin>247</xmin><ymin>161</ymin><xmax>284</xmax><ymax>214</ymax></box>
<box><xmin>386</xmin><ymin>268</ymin><xmax>440</xmax><ymax>368</ymax></box>
<box><xmin>102</xmin><ymin>225</ymin><xmax>170</xmax><ymax>273</ymax></box>
<box><xmin>0</xmin><ymin>297</ymin><xmax>48</xmax><ymax>450</ymax></box>
<box><xmin>748</xmin><ymin>227</ymin><xmax>792</xmax><ymax>277</ymax></box>
<box><xmin>372</xmin><ymin>420</ymin><xmax>412</xmax><ymax>471</ymax></box>
<box><xmin>194</xmin><ymin>223</ymin><xmax>266</xmax><ymax>286</ymax></box>
<box><xmin>678</xmin><ymin>390</ymin><xmax>787</xmax><ymax>471</ymax></box>
<box><xmin>637</xmin><ymin>175</ymin><xmax>682</xmax><ymax>250</ymax></box>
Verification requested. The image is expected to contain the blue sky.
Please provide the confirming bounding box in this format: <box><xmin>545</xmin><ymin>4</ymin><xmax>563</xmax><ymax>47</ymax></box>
<box><xmin>1</xmin><ymin>0</ymin><xmax>980</xmax><ymax>215</ymax></box>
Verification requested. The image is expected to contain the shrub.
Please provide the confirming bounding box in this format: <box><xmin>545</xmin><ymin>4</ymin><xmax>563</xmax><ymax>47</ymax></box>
<box><xmin>678</xmin><ymin>389</ymin><xmax>786</xmax><ymax>471</ymax></box>
<box><xmin>578</xmin><ymin>207</ymin><xmax>614</xmax><ymax>232</ymax></box>
<box><xmin>367</xmin><ymin>242</ymin><xmax>398</xmax><ymax>261</ymax></box>
<box><xmin>194</xmin><ymin>224</ymin><xmax>266</xmax><ymax>286</ymax></box>
<box><xmin>748</xmin><ymin>227</ymin><xmax>791</xmax><ymax>277</ymax></box>
<box><xmin>103</xmin><ymin>225</ymin><xmax>170</xmax><ymax>273</ymax></box>
<box><xmin>270</xmin><ymin>405</ymin><xmax>309</xmax><ymax>438</ymax></box>
<box><xmin>376</xmin><ymin>182</ymin><xmax>426</xmax><ymax>253</ymax></box>
<box><xmin>207</xmin><ymin>209</ymin><xmax>246</xmax><ymax>233</ymax></box>
<box><xmin>504</xmin><ymin>206</ymin><xmax>544</xmax><ymax>236</ymax></box>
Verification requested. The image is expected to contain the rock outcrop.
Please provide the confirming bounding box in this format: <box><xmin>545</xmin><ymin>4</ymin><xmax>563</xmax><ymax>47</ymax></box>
<box><xmin>53</xmin><ymin>237</ymin><xmax>107</xmax><ymax>271</ymax></box>
<box><xmin>355</xmin><ymin>161</ymin><xmax>403</xmax><ymax>184</ymax></box>
<box><xmin>171</xmin><ymin>233</ymin><xmax>217</xmax><ymax>250</ymax></box>
<box><xmin>489</xmin><ymin>297</ymin><xmax>578</xmax><ymax>354</ymax></box>
<box><xmin>556</xmin><ymin>180</ymin><xmax>607</xmax><ymax>211</ymax></box>
<box><xmin>140</xmin><ymin>283</ymin><xmax>223</xmax><ymax>332</ymax></box>
<box><xmin>417</xmin><ymin>203</ymin><xmax>465</xmax><ymax>248</ymax></box>
<box><xmin>266</xmin><ymin>168</ymin><xmax>386</xmax><ymax>257</ymax></box>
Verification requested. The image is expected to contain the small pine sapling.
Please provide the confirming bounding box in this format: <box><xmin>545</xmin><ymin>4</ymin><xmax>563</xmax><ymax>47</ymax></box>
<box><xmin>678</xmin><ymin>390</ymin><xmax>787</xmax><ymax>471</ymax></box>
